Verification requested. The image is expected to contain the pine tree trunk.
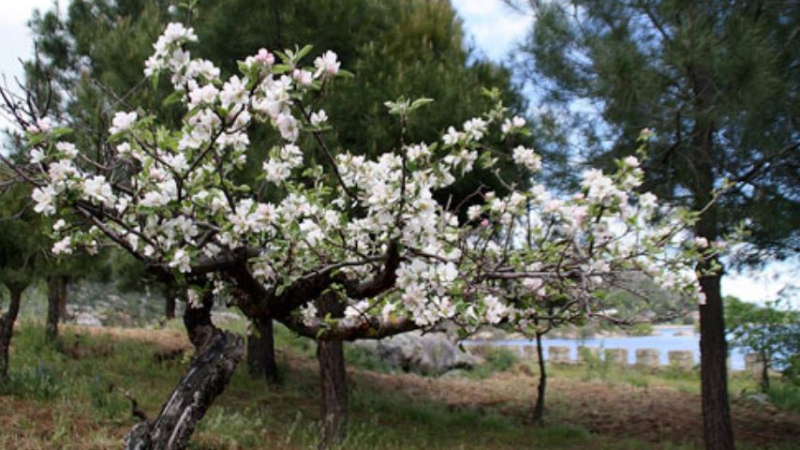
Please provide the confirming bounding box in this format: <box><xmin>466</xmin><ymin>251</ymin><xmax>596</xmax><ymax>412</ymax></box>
<box><xmin>0</xmin><ymin>287</ymin><xmax>23</xmax><ymax>381</ymax></box>
<box><xmin>532</xmin><ymin>330</ymin><xmax>547</xmax><ymax>424</ymax></box>
<box><xmin>247</xmin><ymin>318</ymin><xmax>280</xmax><ymax>385</ymax></box>
<box><xmin>317</xmin><ymin>339</ymin><xmax>348</xmax><ymax>450</ymax></box>
<box><xmin>694</xmin><ymin>155</ymin><xmax>735</xmax><ymax>450</ymax></box>
<box><xmin>699</xmin><ymin>271</ymin><xmax>735</xmax><ymax>450</ymax></box>
<box><xmin>685</xmin><ymin>58</ymin><xmax>735</xmax><ymax>448</ymax></box>
<box><xmin>124</xmin><ymin>293</ymin><xmax>244</xmax><ymax>450</ymax></box>
<box><xmin>45</xmin><ymin>275</ymin><xmax>61</xmax><ymax>343</ymax></box>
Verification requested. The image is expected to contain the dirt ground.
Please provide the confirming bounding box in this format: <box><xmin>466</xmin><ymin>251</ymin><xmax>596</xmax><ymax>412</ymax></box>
<box><xmin>353</xmin><ymin>368</ymin><xmax>800</xmax><ymax>448</ymax></box>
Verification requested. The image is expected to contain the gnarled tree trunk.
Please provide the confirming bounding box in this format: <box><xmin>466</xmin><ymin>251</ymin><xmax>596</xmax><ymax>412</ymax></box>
<box><xmin>124</xmin><ymin>295</ymin><xmax>244</xmax><ymax>450</ymax></box>
<box><xmin>247</xmin><ymin>317</ymin><xmax>280</xmax><ymax>385</ymax></box>
<box><xmin>0</xmin><ymin>286</ymin><xmax>24</xmax><ymax>381</ymax></box>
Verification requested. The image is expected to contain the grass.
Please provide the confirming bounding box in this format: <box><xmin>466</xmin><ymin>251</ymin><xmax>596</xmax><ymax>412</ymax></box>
<box><xmin>767</xmin><ymin>384</ymin><xmax>800</xmax><ymax>412</ymax></box>
<box><xmin>0</xmin><ymin>321</ymin><xmax>797</xmax><ymax>450</ymax></box>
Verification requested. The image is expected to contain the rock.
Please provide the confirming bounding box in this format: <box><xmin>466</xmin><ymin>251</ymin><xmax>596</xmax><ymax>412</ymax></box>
<box><xmin>465</xmin><ymin>343</ymin><xmax>494</xmax><ymax>359</ymax></box>
<box><xmin>745</xmin><ymin>392</ymin><xmax>770</xmax><ymax>405</ymax></box>
<box><xmin>74</xmin><ymin>312</ymin><xmax>103</xmax><ymax>327</ymax></box>
<box><xmin>471</xmin><ymin>327</ymin><xmax>508</xmax><ymax>341</ymax></box>
<box><xmin>211</xmin><ymin>311</ymin><xmax>241</xmax><ymax>325</ymax></box>
<box><xmin>635</xmin><ymin>348</ymin><xmax>660</xmax><ymax>368</ymax></box>
<box><xmin>522</xmin><ymin>345</ymin><xmax>541</xmax><ymax>361</ymax></box>
<box><xmin>604</xmin><ymin>348</ymin><xmax>629</xmax><ymax>366</ymax></box>
<box><xmin>548</xmin><ymin>346</ymin><xmax>571</xmax><ymax>364</ymax></box>
<box><xmin>352</xmin><ymin>331</ymin><xmax>476</xmax><ymax>375</ymax></box>
<box><xmin>668</xmin><ymin>350</ymin><xmax>694</xmax><ymax>370</ymax></box>
<box><xmin>745</xmin><ymin>353</ymin><xmax>766</xmax><ymax>376</ymax></box>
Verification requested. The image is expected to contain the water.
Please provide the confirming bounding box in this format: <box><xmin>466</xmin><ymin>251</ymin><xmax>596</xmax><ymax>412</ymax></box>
<box><xmin>467</xmin><ymin>326</ymin><xmax>749</xmax><ymax>370</ymax></box>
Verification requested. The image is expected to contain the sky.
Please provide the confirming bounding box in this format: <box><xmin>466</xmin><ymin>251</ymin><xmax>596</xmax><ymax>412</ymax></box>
<box><xmin>0</xmin><ymin>0</ymin><xmax>796</xmax><ymax>306</ymax></box>
<box><xmin>0</xmin><ymin>0</ymin><xmax>53</xmax><ymax>86</ymax></box>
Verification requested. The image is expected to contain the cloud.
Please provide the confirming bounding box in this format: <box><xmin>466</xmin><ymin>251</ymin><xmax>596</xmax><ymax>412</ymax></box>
<box><xmin>722</xmin><ymin>259</ymin><xmax>799</xmax><ymax>306</ymax></box>
<box><xmin>450</xmin><ymin>0</ymin><xmax>532</xmax><ymax>61</ymax></box>
<box><xmin>0</xmin><ymin>0</ymin><xmax>57</xmax><ymax>83</ymax></box>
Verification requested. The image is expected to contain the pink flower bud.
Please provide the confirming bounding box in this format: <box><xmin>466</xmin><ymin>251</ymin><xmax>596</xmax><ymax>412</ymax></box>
<box><xmin>255</xmin><ymin>49</ymin><xmax>274</xmax><ymax>65</ymax></box>
<box><xmin>480</xmin><ymin>219</ymin><xmax>490</xmax><ymax>228</ymax></box>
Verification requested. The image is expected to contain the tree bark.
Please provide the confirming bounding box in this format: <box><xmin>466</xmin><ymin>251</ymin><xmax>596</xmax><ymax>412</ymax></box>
<box><xmin>57</xmin><ymin>276</ymin><xmax>69</xmax><ymax>320</ymax></box>
<box><xmin>247</xmin><ymin>317</ymin><xmax>280</xmax><ymax>385</ymax></box>
<box><xmin>45</xmin><ymin>275</ymin><xmax>63</xmax><ymax>343</ymax></box>
<box><xmin>124</xmin><ymin>294</ymin><xmax>244</xmax><ymax>450</ymax></box>
<box><xmin>0</xmin><ymin>287</ymin><xmax>23</xmax><ymax>381</ymax></box>
<box><xmin>699</xmin><ymin>271</ymin><xmax>735</xmax><ymax>450</ymax></box>
<box><xmin>315</xmin><ymin>293</ymin><xmax>348</xmax><ymax>449</ymax></box>
<box><xmin>532</xmin><ymin>329</ymin><xmax>547</xmax><ymax>424</ymax></box>
<box><xmin>317</xmin><ymin>339</ymin><xmax>348</xmax><ymax>450</ymax></box>
<box><xmin>164</xmin><ymin>284</ymin><xmax>176</xmax><ymax>321</ymax></box>
<box><xmin>693</xmin><ymin>142</ymin><xmax>736</xmax><ymax>450</ymax></box>
<box><xmin>760</xmin><ymin>351</ymin><xmax>770</xmax><ymax>393</ymax></box>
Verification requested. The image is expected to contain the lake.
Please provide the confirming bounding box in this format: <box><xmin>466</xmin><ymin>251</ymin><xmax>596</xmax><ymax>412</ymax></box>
<box><xmin>467</xmin><ymin>326</ymin><xmax>749</xmax><ymax>370</ymax></box>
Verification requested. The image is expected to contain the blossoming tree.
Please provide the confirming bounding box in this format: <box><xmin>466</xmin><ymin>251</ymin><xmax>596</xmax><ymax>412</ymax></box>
<box><xmin>0</xmin><ymin>23</ymin><xmax>708</xmax><ymax>449</ymax></box>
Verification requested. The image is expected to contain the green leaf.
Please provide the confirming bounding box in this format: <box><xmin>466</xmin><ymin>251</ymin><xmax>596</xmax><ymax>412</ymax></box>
<box><xmin>274</xmin><ymin>50</ymin><xmax>290</xmax><ymax>64</ymax></box>
<box><xmin>51</xmin><ymin>127</ymin><xmax>73</xmax><ymax>138</ymax></box>
<box><xmin>410</xmin><ymin>98</ymin><xmax>434</xmax><ymax>110</ymax></box>
<box><xmin>162</xmin><ymin>90</ymin><xmax>184</xmax><ymax>107</ymax></box>
<box><xmin>296</xmin><ymin>44</ymin><xmax>314</xmax><ymax>61</ymax></box>
<box><xmin>272</xmin><ymin>64</ymin><xmax>291</xmax><ymax>75</ymax></box>
<box><xmin>150</xmin><ymin>72</ymin><xmax>160</xmax><ymax>91</ymax></box>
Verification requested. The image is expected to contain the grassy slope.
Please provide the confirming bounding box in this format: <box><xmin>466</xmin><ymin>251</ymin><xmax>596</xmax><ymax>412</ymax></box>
<box><xmin>0</xmin><ymin>322</ymin><xmax>798</xmax><ymax>450</ymax></box>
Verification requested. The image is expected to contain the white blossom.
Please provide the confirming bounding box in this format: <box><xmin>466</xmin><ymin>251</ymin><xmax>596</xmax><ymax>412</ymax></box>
<box><xmin>52</xmin><ymin>236</ymin><xmax>73</xmax><ymax>255</ymax></box>
<box><xmin>30</xmin><ymin>149</ymin><xmax>46</xmax><ymax>164</ymax></box>
<box><xmin>27</xmin><ymin>117</ymin><xmax>53</xmax><ymax>134</ymax></box>
<box><xmin>32</xmin><ymin>185</ymin><xmax>57</xmax><ymax>216</ymax></box>
<box><xmin>109</xmin><ymin>111</ymin><xmax>138</xmax><ymax>134</ymax></box>
<box><xmin>82</xmin><ymin>175</ymin><xmax>116</xmax><ymax>207</ymax></box>
<box><xmin>314</xmin><ymin>51</ymin><xmax>340</xmax><ymax>77</ymax></box>
<box><xmin>56</xmin><ymin>142</ymin><xmax>79</xmax><ymax>159</ymax></box>
<box><xmin>169</xmin><ymin>248</ymin><xmax>192</xmax><ymax>273</ymax></box>
<box><xmin>310</xmin><ymin>110</ymin><xmax>328</xmax><ymax>126</ymax></box>
<box><xmin>512</xmin><ymin>146</ymin><xmax>541</xmax><ymax>172</ymax></box>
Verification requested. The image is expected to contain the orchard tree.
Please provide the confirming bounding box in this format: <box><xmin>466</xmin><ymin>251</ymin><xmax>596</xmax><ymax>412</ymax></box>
<box><xmin>506</xmin><ymin>1</ymin><xmax>800</xmax><ymax>448</ymax></box>
<box><xmin>0</xmin><ymin>23</ymin><xmax>707</xmax><ymax>449</ymax></box>
<box><xmin>0</xmin><ymin>181</ymin><xmax>45</xmax><ymax>380</ymax></box>
<box><xmin>26</xmin><ymin>0</ymin><xmax>531</xmax><ymax>388</ymax></box>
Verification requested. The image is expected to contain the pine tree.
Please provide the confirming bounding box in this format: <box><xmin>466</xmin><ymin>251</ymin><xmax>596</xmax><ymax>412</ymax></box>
<box><xmin>509</xmin><ymin>1</ymin><xmax>800</xmax><ymax>449</ymax></box>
